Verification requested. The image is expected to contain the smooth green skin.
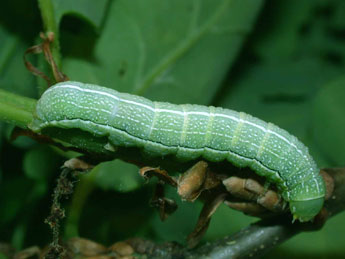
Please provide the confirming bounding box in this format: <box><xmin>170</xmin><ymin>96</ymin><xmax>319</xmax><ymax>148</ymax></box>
<box><xmin>30</xmin><ymin>81</ymin><xmax>326</xmax><ymax>221</ymax></box>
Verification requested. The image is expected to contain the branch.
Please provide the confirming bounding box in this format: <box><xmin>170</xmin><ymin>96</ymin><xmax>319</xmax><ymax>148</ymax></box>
<box><xmin>37</xmin><ymin>0</ymin><xmax>61</xmax><ymax>68</ymax></box>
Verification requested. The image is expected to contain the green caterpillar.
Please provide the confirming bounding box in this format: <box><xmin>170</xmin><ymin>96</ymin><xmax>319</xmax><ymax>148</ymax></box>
<box><xmin>30</xmin><ymin>81</ymin><xmax>325</xmax><ymax>222</ymax></box>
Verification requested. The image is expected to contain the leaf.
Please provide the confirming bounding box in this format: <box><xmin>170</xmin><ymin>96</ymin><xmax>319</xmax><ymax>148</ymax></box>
<box><xmin>60</xmin><ymin>0</ymin><xmax>264</xmax><ymax>104</ymax></box>
<box><xmin>312</xmin><ymin>77</ymin><xmax>345</xmax><ymax>166</ymax></box>
<box><xmin>92</xmin><ymin>160</ymin><xmax>142</xmax><ymax>192</ymax></box>
<box><xmin>54</xmin><ymin>0</ymin><xmax>109</xmax><ymax>29</ymax></box>
<box><xmin>252</xmin><ymin>0</ymin><xmax>316</xmax><ymax>61</ymax></box>
<box><xmin>252</xmin><ymin>0</ymin><xmax>345</xmax><ymax>64</ymax></box>
<box><xmin>23</xmin><ymin>146</ymin><xmax>61</xmax><ymax>181</ymax></box>
<box><xmin>216</xmin><ymin>59</ymin><xmax>340</xmax><ymax>142</ymax></box>
<box><xmin>0</xmin><ymin>26</ymin><xmax>37</xmax><ymax>98</ymax></box>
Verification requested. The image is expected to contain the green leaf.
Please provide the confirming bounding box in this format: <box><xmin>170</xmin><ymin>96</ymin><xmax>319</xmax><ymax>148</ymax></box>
<box><xmin>23</xmin><ymin>146</ymin><xmax>61</xmax><ymax>181</ymax></box>
<box><xmin>252</xmin><ymin>0</ymin><xmax>345</xmax><ymax>64</ymax></box>
<box><xmin>312</xmin><ymin>77</ymin><xmax>345</xmax><ymax>166</ymax></box>
<box><xmin>217</xmin><ymin>59</ymin><xmax>339</xmax><ymax>142</ymax></box>
<box><xmin>54</xmin><ymin>0</ymin><xmax>109</xmax><ymax>29</ymax></box>
<box><xmin>92</xmin><ymin>160</ymin><xmax>142</xmax><ymax>192</ymax></box>
<box><xmin>253</xmin><ymin>0</ymin><xmax>316</xmax><ymax>61</ymax></box>
<box><xmin>0</xmin><ymin>26</ymin><xmax>37</xmax><ymax>98</ymax></box>
<box><xmin>61</xmin><ymin>0</ymin><xmax>264</xmax><ymax>104</ymax></box>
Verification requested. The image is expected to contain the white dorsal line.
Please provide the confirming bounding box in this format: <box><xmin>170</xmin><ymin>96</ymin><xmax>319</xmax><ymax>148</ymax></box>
<box><xmin>47</xmin><ymin>83</ymin><xmax>304</xmax><ymax>157</ymax></box>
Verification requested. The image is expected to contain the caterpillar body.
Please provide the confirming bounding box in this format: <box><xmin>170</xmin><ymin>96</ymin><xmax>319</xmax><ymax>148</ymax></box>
<box><xmin>30</xmin><ymin>81</ymin><xmax>325</xmax><ymax>222</ymax></box>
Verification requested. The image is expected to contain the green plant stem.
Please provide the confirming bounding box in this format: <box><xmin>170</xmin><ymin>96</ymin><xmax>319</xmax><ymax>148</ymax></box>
<box><xmin>37</xmin><ymin>0</ymin><xmax>61</xmax><ymax>68</ymax></box>
<box><xmin>0</xmin><ymin>89</ymin><xmax>36</xmax><ymax>128</ymax></box>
